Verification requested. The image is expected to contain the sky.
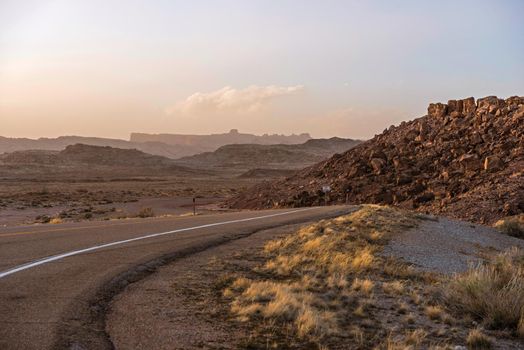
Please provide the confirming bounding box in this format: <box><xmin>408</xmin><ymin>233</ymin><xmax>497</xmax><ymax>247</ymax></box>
<box><xmin>1</xmin><ymin>0</ymin><xmax>523</xmax><ymax>140</ymax></box>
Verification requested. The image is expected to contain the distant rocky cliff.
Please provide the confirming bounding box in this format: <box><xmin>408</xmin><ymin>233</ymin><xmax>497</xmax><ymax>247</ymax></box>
<box><xmin>228</xmin><ymin>96</ymin><xmax>524</xmax><ymax>224</ymax></box>
<box><xmin>0</xmin><ymin>136</ymin><xmax>197</xmax><ymax>159</ymax></box>
<box><xmin>175</xmin><ymin>137</ymin><xmax>361</xmax><ymax>171</ymax></box>
<box><xmin>130</xmin><ymin>129</ymin><xmax>312</xmax><ymax>152</ymax></box>
<box><xmin>1</xmin><ymin>130</ymin><xmax>312</xmax><ymax>159</ymax></box>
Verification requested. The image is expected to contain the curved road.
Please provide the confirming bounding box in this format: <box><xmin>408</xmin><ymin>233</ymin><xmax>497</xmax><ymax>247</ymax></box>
<box><xmin>0</xmin><ymin>206</ymin><xmax>351</xmax><ymax>350</ymax></box>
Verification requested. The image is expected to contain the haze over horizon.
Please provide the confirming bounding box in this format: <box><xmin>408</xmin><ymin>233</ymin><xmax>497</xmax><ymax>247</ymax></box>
<box><xmin>1</xmin><ymin>0</ymin><xmax>523</xmax><ymax>140</ymax></box>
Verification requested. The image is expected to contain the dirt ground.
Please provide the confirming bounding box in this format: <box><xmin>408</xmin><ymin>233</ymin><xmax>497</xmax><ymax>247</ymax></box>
<box><xmin>107</xmin><ymin>223</ymin><xmax>301</xmax><ymax>350</ymax></box>
<box><xmin>0</xmin><ymin>176</ymin><xmax>258</xmax><ymax>226</ymax></box>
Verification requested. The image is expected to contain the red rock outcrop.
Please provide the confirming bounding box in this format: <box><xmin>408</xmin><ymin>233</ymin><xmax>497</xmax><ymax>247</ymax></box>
<box><xmin>227</xmin><ymin>96</ymin><xmax>524</xmax><ymax>224</ymax></box>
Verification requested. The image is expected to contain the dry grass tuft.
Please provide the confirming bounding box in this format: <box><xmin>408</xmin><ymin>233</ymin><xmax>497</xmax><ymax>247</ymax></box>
<box><xmin>445</xmin><ymin>248</ymin><xmax>524</xmax><ymax>334</ymax></box>
<box><xmin>382</xmin><ymin>281</ymin><xmax>405</xmax><ymax>295</ymax></box>
<box><xmin>137</xmin><ymin>207</ymin><xmax>154</xmax><ymax>218</ymax></box>
<box><xmin>397</xmin><ymin>301</ymin><xmax>409</xmax><ymax>315</ymax></box>
<box><xmin>404</xmin><ymin>313</ymin><xmax>415</xmax><ymax>324</ymax></box>
<box><xmin>518</xmin><ymin>317</ymin><xmax>524</xmax><ymax>338</ymax></box>
<box><xmin>466</xmin><ymin>329</ymin><xmax>492</xmax><ymax>349</ymax></box>
<box><xmin>231</xmin><ymin>280</ymin><xmax>338</xmax><ymax>337</ymax></box>
<box><xmin>351</xmin><ymin>278</ymin><xmax>374</xmax><ymax>295</ymax></box>
<box><xmin>494</xmin><ymin>214</ymin><xmax>524</xmax><ymax>238</ymax></box>
<box><xmin>383</xmin><ymin>329</ymin><xmax>427</xmax><ymax>349</ymax></box>
<box><xmin>425</xmin><ymin>305</ymin><xmax>444</xmax><ymax>321</ymax></box>
<box><xmin>49</xmin><ymin>217</ymin><xmax>63</xmax><ymax>224</ymax></box>
<box><xmin>405</xmin><ymin>328</ymin><xmax>427</xmax><ymax>346</ymax></box>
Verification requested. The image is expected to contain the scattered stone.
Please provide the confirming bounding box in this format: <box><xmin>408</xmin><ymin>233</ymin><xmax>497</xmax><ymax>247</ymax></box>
<box><xmin>484</xmin><ymin>156</ymin><xmax>503</xmax><ymax>172</ymax></box>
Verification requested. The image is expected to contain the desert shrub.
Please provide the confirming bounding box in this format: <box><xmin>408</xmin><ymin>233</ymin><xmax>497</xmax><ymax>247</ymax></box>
<box><xmin>466</xmin><ymin>329</ymin><xmax>492</xmax><ymax>349</ymax></box>
<box><xmin>425</xmin><ymin>305</ymin><xmax>444</xmax><ymax>321</ymax></box>
<box><xmin>445</xmin><ymin>248</ymin><xmax>524</xmax><ymax>334</ymax></box>
<box><xmin>137</xmin><ymin>207</ymin><xmax>154</xmax><ymax>218</ymax></box>
<box><xmin>49</xmin><ymin>217</ymin><xmax>63</xmax><ymax>224</ymax></box>
<box><xmin>35</xmin><ymin>215</ymin><xmax>51</xmax><ymax>223</ymax></box>
<box><xmin>494</xmin><ymin>214</ymin><xmax>524</xmax><ymax>239</ymax></box>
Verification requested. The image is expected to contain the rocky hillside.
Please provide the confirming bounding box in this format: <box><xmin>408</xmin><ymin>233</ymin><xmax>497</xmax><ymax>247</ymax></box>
<box><xmin>175</xmin><ymin>137</ymin><xmax>361</xmax><ymax>171</ymax></box>
<box><xmin>228</xmin><ymin>96</ymin><xmax>524</xmax><ymax>224</ymax></box>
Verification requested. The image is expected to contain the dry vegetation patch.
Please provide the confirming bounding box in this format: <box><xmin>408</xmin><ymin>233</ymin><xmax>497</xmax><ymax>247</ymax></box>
<box><xmin>219</xmin><ymin>206</ymin><xmax>524</xmax><ymax>348</ymax></box>
<box><xmin>494</xmin><ymin>214</ymin><xmax>524</xmax><ymax>239</ymax></box>
<box><xmin>223</xmin><ymin>205</ymin><xmax>466</xmax><ymax>348</ymax></box>
<box><xmin>466</xmin><ymin>329</ymin><xmax>493</xmax><ymax>350</ymax></box>
<box><xmin>444</xmin><ymin>248</ymin><xmax>524</xmax><ymax>337</ymax></box>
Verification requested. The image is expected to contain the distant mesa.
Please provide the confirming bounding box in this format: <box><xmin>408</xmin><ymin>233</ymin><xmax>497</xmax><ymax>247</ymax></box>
<box><xmin>227</xmin><ymin>96</ymin><xmax>524</xmax><ymax>225</ymax></box>
<box><xmin>129</xmin><ymin>129</ymin><xmax>312</xmax><ymax>151</ymax></box>
<box><xmin>0</xmin><ymin>135</ymin><xmax>197</xmax><ymax>159</ymax></box>
<box><xmin>0</xmin><ymin>144</ymin><xmax>199</xmax><ymax>178</ymax></box>
<box><xmin>0</xmin><ymin>130</ymin><xmax>312</xmax><ymax>159</ymax></box>
<box><xmin>174</xmin><ymin>137</ymin><xmax>362</xmax><ymax>171</ymax></box>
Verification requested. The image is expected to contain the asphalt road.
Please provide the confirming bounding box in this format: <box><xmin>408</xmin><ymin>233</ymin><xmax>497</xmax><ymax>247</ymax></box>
<box><xmin>0</xmin><ymin>206</ymin><xmax>352</xmax><ymax>350</ymax></box>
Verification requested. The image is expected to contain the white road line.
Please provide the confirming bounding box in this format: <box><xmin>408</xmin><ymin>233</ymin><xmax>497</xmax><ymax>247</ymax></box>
<box><xmin>0</xmin><ymin>208</ymin><xmax>315</xmax><ymax>280</ymax></box>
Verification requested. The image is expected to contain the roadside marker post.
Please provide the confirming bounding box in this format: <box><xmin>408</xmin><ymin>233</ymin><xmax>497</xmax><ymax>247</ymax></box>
<box><xmin>322</xmin><ymin>185</ymin><xmax>331</xmax><ymax>206</ymax></box>
<box><xmin>193</xmin><ymin>197</ymin><xmax>196</xmax><ymax>216</ymax></box>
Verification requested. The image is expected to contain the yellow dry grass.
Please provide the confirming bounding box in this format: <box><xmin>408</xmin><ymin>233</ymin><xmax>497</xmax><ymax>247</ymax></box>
<box><xmin>444</xmin><ymin>248</ymin><xmax>524</xmax><ymax>335</ymax></box>
<box><xmin>49</xmin><ymin>217</ymin><xmax>63</xmax><ymax>224</ymax></box>
<box><xmin>425</xmin><ymin>305</ymin><xmax>444</xmax><ymax>321</ymax></box>
<box><xmin>382</xmin><ymin>280</ymin><xmax>405</xmax><ymax>295</ymax></box>
<box><xmin>351</xmin><ymin>278</ymin><xmax>374</xmax><ymax>295</ymax></box>
<box><xmin>494</xmin><ymin>214</ymin><xmax>524</xmax><ymax>238</ymax></box>
<box><xmin>226</xmin><ymin>205</ymin><xmax>419</xmax><ymax>345</ymax></box>
<box><xmin>466</xmin><ymin>329</ymin><xmax>492</xmax><ymax>349</ymax></box>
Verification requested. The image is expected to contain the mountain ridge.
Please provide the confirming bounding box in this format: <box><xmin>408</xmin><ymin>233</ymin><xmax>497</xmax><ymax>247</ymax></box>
<box><xmin>174</xmin><ymin>137</ymin><xmax>362</xmax><ymax>171</ymax></box>
<box><xmin>0</xmin><ymin>130</ymin><xmax>314</xmax><ymax>159</ymax></box>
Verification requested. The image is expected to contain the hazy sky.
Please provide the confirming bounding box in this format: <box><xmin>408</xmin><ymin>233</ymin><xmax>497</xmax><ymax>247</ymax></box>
<box><xmin>1</xmin><ymin>0</ymin><xmax>523</xmax><ymax>140</ymax></box>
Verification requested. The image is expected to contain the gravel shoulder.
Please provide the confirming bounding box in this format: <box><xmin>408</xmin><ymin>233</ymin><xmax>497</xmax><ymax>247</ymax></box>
<box><xmin>106</xmin><ymin>223</ymin><xmax>304</xmax><ymax>349</ymax></box>
<box><xmin>384</xmin><ymin>216</ymin><xmax>524</xmax><ymax>274</ymax></box>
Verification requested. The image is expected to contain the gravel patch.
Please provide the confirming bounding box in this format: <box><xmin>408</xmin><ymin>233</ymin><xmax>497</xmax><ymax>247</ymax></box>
<box><xmin>384</xmin><ymin>216</ymin><xmax>524</xmax><ymax>274</ymax></box>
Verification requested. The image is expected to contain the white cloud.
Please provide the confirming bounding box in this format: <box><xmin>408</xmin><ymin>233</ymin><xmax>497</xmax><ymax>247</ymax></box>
<box><xmin>167</xmin><ymin>85</ymin><xmax>304</xmax><ymax>115</ymax></box>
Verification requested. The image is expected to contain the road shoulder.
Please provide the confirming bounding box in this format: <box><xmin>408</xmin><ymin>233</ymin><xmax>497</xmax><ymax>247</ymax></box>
<box><xmin>106</xmin><ymin>222</ymin><xmax>303</xmax><ymax>349</ymax></box>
